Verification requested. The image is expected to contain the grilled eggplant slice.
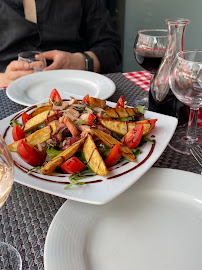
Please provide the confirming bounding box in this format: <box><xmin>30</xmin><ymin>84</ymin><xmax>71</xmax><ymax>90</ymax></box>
<box><xmin>40</xmin><ymin>137</ymin><xmax>85</xmax><ymax>175</ymax></box>
<box><xmin>92</xmin><ymin>128</ymin><xmax>136</xmax><ymax>162</ymax></box>
<box><xmin>104</xmin><ymin>107</ymin><xmax>138</xmax><ymax>118</ymax></box>
<box><xmin>31</xmin><ymin>105</ymin><xmax>52</xmax><ymax>117</ymax></box>
<box><xmin>100</xmin><ymin>119</ymin><xmax>151</xmax><ymax>136</ymax></box>
<box><xmin>89</xmin><ymin>97</ymin><xmax>106</xmax><ymax>109</ymax></box>
<box><xmin>24</xmin><ymin>110</ymin><xmax>56</xmax><ymax>132</ymax></box>
<box><xmin>83</xmin><ymin>134</ymin><xmax>108</xmax><ymax>176</ymax></box>
<box><xmin>8</xmin><ymin>121</ymin><xmax>57</xmax><ymax>152</ymax></box>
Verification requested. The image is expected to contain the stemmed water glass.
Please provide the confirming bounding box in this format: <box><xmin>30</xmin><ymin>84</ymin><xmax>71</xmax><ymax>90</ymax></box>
<box><xmin>134</xmin><ymin>29</ymin><xmax>167</xmax><ymax>107</ymax></box>
<box><xmin>0</xmin><ymin>135</ymin><xmax>22</xmax><ymax>269</ymax></box>
<box><xmin>18</xmin><ymin>51</ymin><xmax>47</xmax><ymax>71</ymax></box>
<box><xmin>169</xmin><ymin>50</ymin><xmax>202</xmax><ymax>155</ymax></box>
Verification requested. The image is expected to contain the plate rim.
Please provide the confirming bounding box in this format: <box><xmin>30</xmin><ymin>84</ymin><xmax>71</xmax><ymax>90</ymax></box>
<box><xmin>6</xmin><ymin>69</ymin><xmax>116</xmax><ymax>106</ymax></box>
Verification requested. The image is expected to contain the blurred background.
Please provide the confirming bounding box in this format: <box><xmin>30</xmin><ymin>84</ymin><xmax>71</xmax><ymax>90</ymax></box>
<box><xmin>104</xmin><ymin>0</ymin><xmax>202</xmax><ymax>72</ymax></box>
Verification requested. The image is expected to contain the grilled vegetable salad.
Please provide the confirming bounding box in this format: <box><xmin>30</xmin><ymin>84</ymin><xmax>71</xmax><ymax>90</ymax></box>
<box><xmin>9</xmin><ymin>89</ymin><xmax>157</xmax><ymax>186</ymax></box>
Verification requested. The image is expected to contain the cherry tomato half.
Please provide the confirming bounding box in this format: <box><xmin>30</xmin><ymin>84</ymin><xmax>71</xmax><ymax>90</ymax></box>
<box><xmin>121</xmin><ymin>124</ymin><xmax>144</xmax><ymax>149</ymax></box>
<box><xmin>115</xmin><ymin>95</ymin><xmax>125</xmax><ymax>108</ymax></box>
<box><xmin>49</xmin><ymin>88</ymin><xmax>63</xmax><ymax>106</ymax></box>
<box><xmin>17</xmin><ymin>140</ymin><xmax>45</xmax><ymax>167</ymax></box>
<box><xmin>148</xmin><ymin>119</ymin><xmax>157</xmax><ymax>131</ymax></box>
<box><xmin>86</xmin><ymin>113</ymin><xmax>95</xmax><ymax>125</ymax></box>
<box><xmin>82</xmin><ymin>94</ymin><xmax>90</xmax><ymax>105</ymax></box>
<box><xmin>22</xmin><ymin>112</ymin><xmax>31</xmax><ymax>124</ymax></box>
<box><xmin>136</xmin><ymin>119</ymin><xmax>157</xmax><ymax>131</ymax></box>
<box><xmin>61</xmin><ymin>157</ymin><xmax>85</xmax><ymax>174</ymax></box>
<box><xmin>105</xmin><ymin>143</ymin><xmax>122</xmax><ymax>168</ymax></box>
<box><xmin>12</xmin><ymin>123</ymin><xmax>26</xmax><ymax>141</ymax></box>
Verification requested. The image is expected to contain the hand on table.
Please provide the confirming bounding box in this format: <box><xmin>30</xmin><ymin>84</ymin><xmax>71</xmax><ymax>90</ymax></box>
<box><xmin>0</xmin><ymin>60</ymin><xmax>35</xmax><ymax>87</ymax></box>
<box><xmin>43</xmin><ymin>50</ymin><xmax>100</xmax><ymax>73</ymax></box>
<box><xmin>43</xmin><ymin>50</ymin><xmax>85</xmax><ymax>71</ymax></box>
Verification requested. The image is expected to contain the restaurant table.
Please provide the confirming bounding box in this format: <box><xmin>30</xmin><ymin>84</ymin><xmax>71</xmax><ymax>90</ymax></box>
<box><xmin>0</xmin><ymin>72</ymin><xmax>201</xmax><ymax>270</ymax></box>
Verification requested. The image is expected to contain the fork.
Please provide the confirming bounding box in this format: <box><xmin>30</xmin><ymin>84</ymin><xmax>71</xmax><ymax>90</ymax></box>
<box><xmin>190</xmin><ymin>146</ymin><xmax>202</xmax><ymax>167</ymax></box>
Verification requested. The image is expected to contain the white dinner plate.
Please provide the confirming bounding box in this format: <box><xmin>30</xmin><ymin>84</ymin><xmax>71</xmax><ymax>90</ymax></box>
<box><xmin>44</xmin><ymin>168</ymin><xmax>202</xmax><ymax>270</ymax></box>
<box><xmin>0</xmin><ymin>92</ymin><xmax>177</xmax><ymax>205</ymax></box>
<box><xmin>6</xmin><ymin>70</ymin><xmax>116</xmax><ymax>106</ymax></box>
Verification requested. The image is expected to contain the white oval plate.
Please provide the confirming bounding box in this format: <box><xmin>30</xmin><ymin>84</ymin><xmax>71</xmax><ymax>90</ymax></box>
<box><xmin>0</xmin><ymin>92</ymin><xmax>177</xmax><ymax>205</ymax></box>
<box><xmin>6</xmin><ymin>70</ymin><xmax>116</xmax><ymax>106</ymax></box>
<box><xmin>44</xmin><ymin>168</ymin><xmax>202</xmax><ymax>270</ymax></box>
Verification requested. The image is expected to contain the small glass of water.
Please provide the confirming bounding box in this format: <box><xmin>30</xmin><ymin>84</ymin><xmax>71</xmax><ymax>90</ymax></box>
<box><xmin>18</xmin><ymin>51</ymin><xmax>47</xmax><ymax>71</ymax></box>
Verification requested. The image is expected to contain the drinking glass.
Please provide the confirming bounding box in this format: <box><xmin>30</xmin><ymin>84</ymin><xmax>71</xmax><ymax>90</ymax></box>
<box><xmin>169</xmin><ymin>50</ymin><xmax>202</xmax><ymax>155</ymax></box>
<box><xmin>18</xmin><ymin>51</ymin><xmax>47</xmax><ymax>71</ymax></box>
<box><xmin>134</xmin><ymin>29</ymin><xmax>167</xmax><ymax>107</ymax></box>
<box><xmin>0</xmin><ymin>135</ymin><xmax>22</xmax><ymax>269</ymax></box>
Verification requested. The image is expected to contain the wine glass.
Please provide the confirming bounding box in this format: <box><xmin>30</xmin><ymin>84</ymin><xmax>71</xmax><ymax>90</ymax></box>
<box><xmin>0</xmin><ymin>135</ymin><xmax>22</xmax><ymax>269</ymax></box>
<box><xmin>18</xmin><ymin>51</ymin><xmax>47</xmax><ymax>71</ymax></box>
<box><xmin>134</xmin><ymin>29</ymin><xmax>167</xmax><ymax>107</ymax></box>
<box><xmin>169</xmin><ymin>50</ymin><xmax>202</xmax><ymax>155</ymax></box>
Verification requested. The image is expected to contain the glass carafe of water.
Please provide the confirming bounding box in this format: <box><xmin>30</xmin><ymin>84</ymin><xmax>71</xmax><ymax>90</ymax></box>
<box><xmin>148</xmin><ymin>18</ymin><xmax>190</xmax><ymax>125</ymax></box>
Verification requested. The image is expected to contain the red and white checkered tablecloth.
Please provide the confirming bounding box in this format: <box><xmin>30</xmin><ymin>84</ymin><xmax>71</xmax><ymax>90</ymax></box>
<box><xmin>123</xmin><ymin>70</ymin><xmax>151</xmax><ymax>92</ymax></box>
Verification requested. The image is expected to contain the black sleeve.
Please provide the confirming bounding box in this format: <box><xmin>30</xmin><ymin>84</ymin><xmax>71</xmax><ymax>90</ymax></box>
<box><xmin>81</xmin><ymin>0</ymin><xmax>122</xmax><ymax>73</ymax></box>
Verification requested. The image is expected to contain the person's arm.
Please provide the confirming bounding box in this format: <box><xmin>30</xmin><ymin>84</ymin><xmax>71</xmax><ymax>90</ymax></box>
<box><xmin>0</xmin><ymin>61</ymin><xmax>35</xmax><ymax>87</ymax></box>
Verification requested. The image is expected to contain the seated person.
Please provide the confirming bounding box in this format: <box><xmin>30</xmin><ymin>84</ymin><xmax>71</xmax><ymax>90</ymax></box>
<box><xmin>0</xmin><ymin>0</ymin><xmax>122</xmax><ymax>86</ymax></box>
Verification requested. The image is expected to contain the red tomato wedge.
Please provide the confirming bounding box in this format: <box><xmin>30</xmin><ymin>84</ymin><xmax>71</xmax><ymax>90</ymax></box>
<box><xmin>148</xmin><ymin>119</ymin><xmax>157</xmax><ymax>131</ymax></box>
<box><xmin>121</xmin><ymin>124</ymin><xmax>144</xmax><ymax>149</ymax></box>
<box><xmin>17</xmin><ymin>140</ymin><xmax>46</xmax><ymax>166</ymax></box>
<box><xmin>12</xmin><ymin>123</ymin><xmax>26</xmax><ymax>141</ymax></box>
<box><xmin>115</xmin><ymin>95</ymin><xmax>125</xmax><ymax>108</ymax></box>
<box><xmin>49</xmin><ymin>88</ymin><xmax>63</xmax><ymax>106</ymax></box>
<box><xmin>63</xmin><ymin>116</ymin><xmax>80</xmax><ymax>137</ymax></box>
<box><xmin>86</xmin><ymin>113</ymin><xmax>95</xmax><ymax>125</ymax></box>
<box><xmin>105</xmin><ymin>143</ymin><xmax>122</xmax><ymax>168</ymax></box>
<box><xmin>82</xmin><ymin>94</ymin><xmax>90</xmax><ymax>105</ymax></box>
<box><xmin>61</xmin><ymin>157</ymin><xmax>85</xmax><ymax>174</ymax></box>
<box><xmin>22</xmin><ymin>112</ymin><xmax>31</xmax><ymax>124</ymax></box>
<box><xmin>135</xmin><ymin>119</ymin><xmax>157</xmax><ymax>131</ymax></box>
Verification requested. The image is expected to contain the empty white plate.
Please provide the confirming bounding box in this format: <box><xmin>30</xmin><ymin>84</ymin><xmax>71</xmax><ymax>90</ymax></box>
<box><xmin>44</xmin><ymin>168</ymin><xmax>202</xmax><ymax>270</ymax></box>
<box><xmin>6</xmin><ymin>70</ymin><xmax>116</xmax><ymax>106</ymax></box>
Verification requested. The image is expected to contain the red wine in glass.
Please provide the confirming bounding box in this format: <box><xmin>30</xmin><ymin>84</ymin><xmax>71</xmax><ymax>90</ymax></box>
<box><xmin>135</xmin><ymin>48</ymin><xmax>166</xmax><ymax>74</ymax></box>
<box><xmin>133</xmin><ymin>29</ymin><xmax>167</xmax><ymax>107</ymax></box>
